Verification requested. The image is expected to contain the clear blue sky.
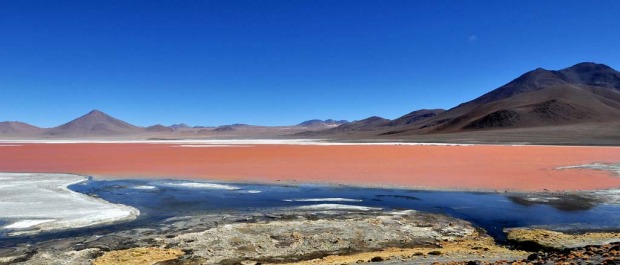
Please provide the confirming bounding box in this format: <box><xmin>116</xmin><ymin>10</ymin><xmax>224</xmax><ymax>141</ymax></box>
<box><xmin>1</xmin><ymin>0</ymin><xmax>619</xmax><ymax>127</ymax></box>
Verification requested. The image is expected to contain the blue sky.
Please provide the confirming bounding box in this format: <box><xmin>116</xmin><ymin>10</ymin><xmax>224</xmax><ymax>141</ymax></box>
<box><xmin>1</xmin><ymin>0</ymin><xmax>619</xmax><ymax>127</ymax></box>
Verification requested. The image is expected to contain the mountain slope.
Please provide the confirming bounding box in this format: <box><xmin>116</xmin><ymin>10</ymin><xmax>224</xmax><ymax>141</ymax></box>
<box><xmin>0</xmin><ymin>121</ymin><xmax>43</xmax><ymax>135</ymax></box>
<box><xmin>170</xmin><ymin>123</ymin><xmax>191</xmax><ymax>130</ymax></box>
<box><xmin>298</xmin><ymin>119</ymin><xmax>349</xmax><ymax>127</ymax></box>
<box><xmin>387</xmin><ymin>109</ymin><xmax>445</xmax><ymax>126</ymax></box>
<box><xmin>46</xmin><ymin>110</ymin><xmax>142</xmax><ymax>136</ymax></box>
<box><xmin>460</xmin><ymin>85</ymin><xmax>620</xmax><ymax>130</ymax></box>
<box><xmin>303</xmin><ymin>62</ymin><xmax>620</xmax><ymax>142</ymax></box>
<box><xmin>468</xmin><ymin>62</ymin><xmax>619</xmax><ymax>107</ymax></box>
<box><xmin>323</xmin><ymin>116</ymin><xmax>390</xmax><ymax>132</ymax></box>
<box><xmin>146</xmin><ymin>124</ymin><xmax>174</xmax><ymax>133</ymax></box>
<box><xmin>401</xmin><ymin>62</ymin><xmax>620</xmax><ymax>134</ymax></box>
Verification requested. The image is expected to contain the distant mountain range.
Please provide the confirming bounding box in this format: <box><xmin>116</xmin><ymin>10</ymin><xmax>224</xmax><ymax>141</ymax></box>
<box><xmin>0</xmin><ymin>121</ymin><xmax>43</xmax><ymax>135</ymax></box>
<box><xmin>0</xmin><ymin>110</ymin><xmax>347</xmax><ymax>138</ymax></box>
<box><xmin>305</xmin><ymin>62</ymin><xmax>620</xmax><ymax>142</ymax></box>
<box><xmin>2</xmin><ymin>62</ymin><xmax>619</xmax><ymax>144</ymax></box>
<box><xmin>297</xmin><ymin>119</ymin><xmax>349</xmax><ymax>127</ymax></box>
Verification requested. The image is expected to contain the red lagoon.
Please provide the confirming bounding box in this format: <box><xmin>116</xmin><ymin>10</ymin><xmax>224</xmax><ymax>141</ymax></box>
<box><xmin>0</xmin><ymin>143</ymin><xmax>619</xmax><ymax>191</ymax></box>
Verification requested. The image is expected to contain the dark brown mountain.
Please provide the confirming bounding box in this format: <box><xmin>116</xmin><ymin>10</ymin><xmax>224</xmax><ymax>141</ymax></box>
<box><xmin>46</xmin><ymin>110</ymin><xmax>142</xmax><ymax>136</ymax></box>
<box><xmin>326</xmin><ymin>116</ymin><xmax>390</xmax><ymax>132</ymax></box>
<box><xmin>387</xmin><ymin>109</ymin><xmax>445</xmax><ymax>126</ymax></box>
<box><xmin>465</xmin><ymin>62</ymin><xmax>619</xmax><ymax>107</ymax></box>
<box><xmin>0</xmin><ymin>121</ymin><xmax>43</xmax><ymax>135</ymax></box>
<box><xmin>300</xmin><ymin>110</ymin><xmax>444</xmax><ymax>136</ymax></box>
<box><xmin>370</xmin><ymin>62</ymin><xmax>620</xmax><ymax>136</ymax></box>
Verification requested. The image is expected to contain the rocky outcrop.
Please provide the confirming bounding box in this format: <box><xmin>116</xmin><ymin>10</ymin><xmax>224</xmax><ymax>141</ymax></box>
<box><xmin>92</xmin><ymin>247</ymin><xmax>183</xmax><ymax>265</ymax></box>
<box><xmin>506</xmin><ymin>228</ymin><xmax>620</xmax><ymax>250</ymax></box>
<box><xmin>167</xmin><ymin>210</ymin><xmax>479</xmax><ymax>264</ymax></box>
<box><xmin>3</xmin><ymin>210</ymin><xmax>618</xmax><ymax>265</ymax></box>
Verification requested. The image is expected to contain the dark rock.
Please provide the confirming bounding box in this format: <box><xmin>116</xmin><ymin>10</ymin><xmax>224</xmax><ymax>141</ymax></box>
<box><xmin>527</xmin><ymin>253</ymin><xmax>539</xmax><ymax>261</ymax></box>
<box><xmin>73</xmin><ymin>243</ymin><xmax>87</xmax><ymax>251</ymax></box>
<box><xmin>370</xmin><ymin>256</ymin><xmax>384</xmax><ymax>262</ymax></box>
<box><xmin>9</xmin><ymin>250</ymin><xmax>37</xmax><ymax>263</ymax></box>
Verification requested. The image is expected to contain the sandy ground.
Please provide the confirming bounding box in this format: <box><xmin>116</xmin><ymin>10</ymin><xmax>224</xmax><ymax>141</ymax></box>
<box><xmin>0</xmin><ymin>143</ymin><xmax>618</xmax><ymax>191</ymax></box>
<box><xmin>92</xmin><ymin>247</ymin><xmax>184</xmax><ymax>265</ymax></box>
<box><xmin>0</xmin><ymin>173</ymin><xmax>139</xmax><ymax>236</ymax></box>
<box><xmin>505</xmin><ymin>228</ymin><xmax>620</xmax><ymax>249</ymax></box>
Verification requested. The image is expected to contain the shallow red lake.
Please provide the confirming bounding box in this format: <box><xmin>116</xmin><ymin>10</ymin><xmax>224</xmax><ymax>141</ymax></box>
<box><xmin>0</xmin><ymin>143</ymin><xmax>618</xmax><ymax>191</ymax></box>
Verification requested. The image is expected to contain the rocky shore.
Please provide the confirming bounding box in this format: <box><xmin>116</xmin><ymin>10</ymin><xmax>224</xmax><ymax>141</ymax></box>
<box><xmin>0</xmin><ymin>207</ymin><xmax>618</xmax><ymax>265</ymax></box>
<box><xmin>0</xmin><ymin>209</ymin><xmax>526</xmax><ymax>265</ymax></box>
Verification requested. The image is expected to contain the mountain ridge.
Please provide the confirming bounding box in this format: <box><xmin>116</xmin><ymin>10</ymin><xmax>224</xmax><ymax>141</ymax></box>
<box><xmin>1</xmin><ymin>62</ymin><xmax>619</xmax><ymax>144</ymax></box>
<box><xmin>304</xmin><ymin>62</ymin><xmax>620</xmax><ymax>140</ymax></box>
<box><xmin>0</xmin><ymin>110</ymin><xmax>348</xmax><ymax>138</ymax></box>
<box><xmin>298</xmin><ymin>119</ymin><xmax>349</xmax><ymax>127</ymax></box>
<box><xmin>46</xmin><ymin>110</ymin><xmax>142</xmax><ymax>136</ymax></box>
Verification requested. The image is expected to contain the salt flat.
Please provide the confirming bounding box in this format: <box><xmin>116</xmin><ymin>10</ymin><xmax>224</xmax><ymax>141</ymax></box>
<box><xmin>0</xmin><ymin>173</ymin><xmax>139</xmax><ymax>236</ymax></box>
<box><xmin>0</xmin><ymin>139</ymin><xmax>476</xmax><ymax>146</ymax></box>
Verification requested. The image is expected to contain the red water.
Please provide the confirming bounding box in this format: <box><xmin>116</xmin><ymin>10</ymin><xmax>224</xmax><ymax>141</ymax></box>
<box><xmin>0</xmin><ymin>143</ymin><xmax>618</xmax><ymax>191</ymax></box>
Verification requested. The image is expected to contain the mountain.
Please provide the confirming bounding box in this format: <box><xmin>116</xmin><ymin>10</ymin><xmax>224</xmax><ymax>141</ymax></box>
<box><xmin>212</xmin><ymin>124</ymin><xmax>252</xmax><ymax>132</ymax></box>
<box><xmin>559</xmin><ymin>62</ymin><xmax>620</xmax><ymax>89</ymax></box>
<box><xmin>327</xmin><ymin>116</ymin><xmax>390</xmax><ymax>132</ymax></box>
<box><xmin>213</xmin><ymin>125</ymin><xmax>237</xmax><ymax>132</ymax></box>
<box><xmin>300</xmin><ymin>62</ymin><xmax>620</xmax><ymax>144</ymax></box>
<box><xmin>2</xmin><ymin>62</ymin><xmax>619</xmax><ymax>144</ymax></box>
<box><xmin>300</xmin><ymin>110</ymin><xmax>444</xmax><ymax>136</ymax></box>
<box><xmin>460</xmin><ymin>62</ymin><xmax>619</xmax><ymax>108</ymax></box>
<box><xmin>298</xmin><ymin>119</ymin><xmax>349</xmax><ymax>127</ymax></box>
<box><xmin>146</xmin><ymin>124</ymin><xmax>174</xmax><ymax>133</ymax></box>
<box><xmin>387</xmin><ymin>109</ymin><xmax>445</xmax><ymax>126</ymax></box>
<box><xmin>339</xmin><ymin>62</ymin><xmax>620</xmax><ymax>137</ymax></box>
<box><xmin>170</xmin><ymin>123</ymin><xmax>191</xmax><ymax>130</ymax></box>
<box><xmin>46</xmin><ymin>110</ymin><xmax>142</xmax><ymax>136</ymax></box>
<box><xmin>0</xmin><ymin>121</ymin><xmax>43</xmax><ymax>135</ymax></box>
<box><xmin>415</xmin><ymin>62</ymin><xmax>620</xmax><ymax>133</ymax></box>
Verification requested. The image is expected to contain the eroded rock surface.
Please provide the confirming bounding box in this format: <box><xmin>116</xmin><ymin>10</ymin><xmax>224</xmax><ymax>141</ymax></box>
<box><xmin>92</xmin><ymin>247</ymin><xmax>184</xmax><ymax>265</ymax></box>
<box><xmin>166</xmin><ymin>210</ymin><xmax>477</xmax><ymax>264</ymax></box>
<box><xmin>0</xmin><ymin>209</ymin><xmax>498</xmax><ymax>265</ymax></box>
<box><xmin>506</xmin><ymin>228</ymin><xmax>620</xmax><ymax>250</ymax></box>
<box><xmin>3</xmin><ymin>211</ymin><xmax>619</xmax><ymax>265</ymax></box>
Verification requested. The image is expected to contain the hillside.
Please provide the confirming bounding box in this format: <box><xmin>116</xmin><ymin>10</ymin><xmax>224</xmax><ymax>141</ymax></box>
<box><xmin>306</xmin><ymin>62</ymin><xmax>620</xmax><ymax>143</ymax></box>
<box><xmin>46</xmin><ymin>110</ymin><xmax>143</xmax><ymax>136</ymax></box>
<box><xmin>0</xmin><ymin>121</ymin><xmax>43</xmax><ymax>136</ymax></box>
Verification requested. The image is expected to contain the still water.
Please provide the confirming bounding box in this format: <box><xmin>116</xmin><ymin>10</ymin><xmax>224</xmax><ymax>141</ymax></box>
<box><xmin>1</xmin><ymin>177</ymin><xmax>619</xmax><ymax>247</ymax></box>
